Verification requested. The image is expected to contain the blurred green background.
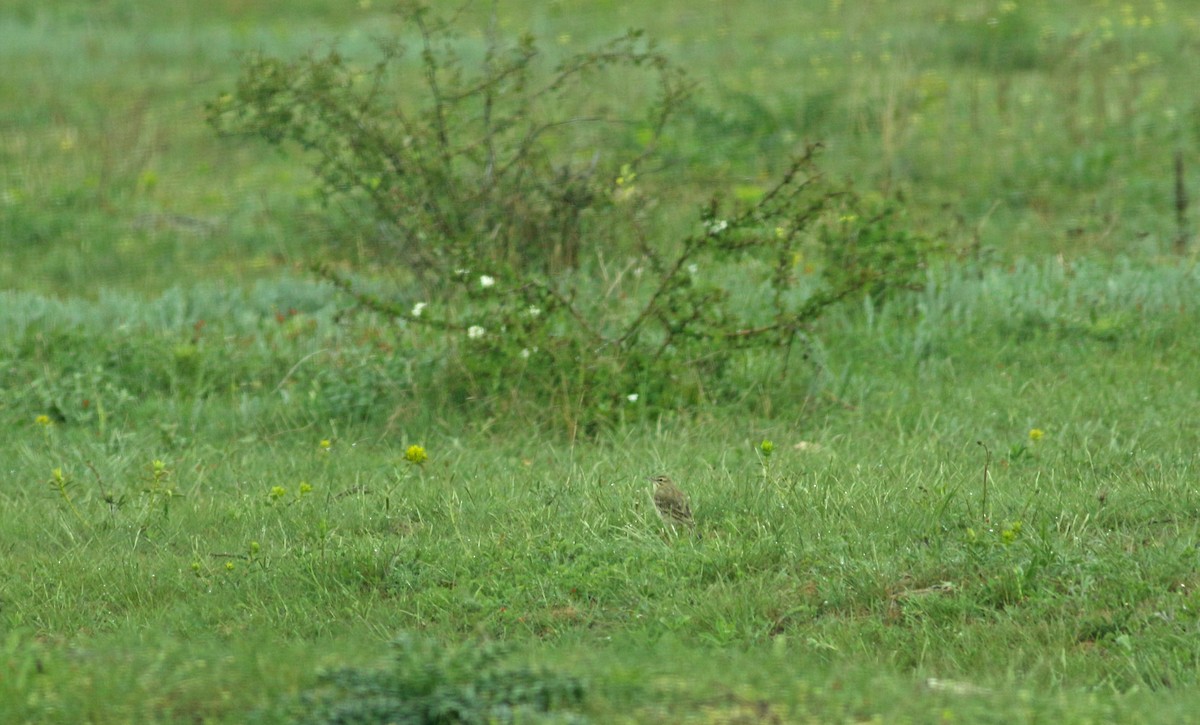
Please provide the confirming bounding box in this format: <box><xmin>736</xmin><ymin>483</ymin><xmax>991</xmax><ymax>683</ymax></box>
<box><xmin>3</xmin><ymin>0</ymin><xmax>1196</xmax><ymax>296</ymax></box>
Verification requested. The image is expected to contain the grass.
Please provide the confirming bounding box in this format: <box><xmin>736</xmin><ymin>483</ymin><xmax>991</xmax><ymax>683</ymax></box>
<box><xmin>3</xmin><ymin>0</ymin><xmax>1200</xmax><ymax>722</ymax></box>
<box><xmin>4</xmin><ymin>258</ymin><xmax>1200</xmax><ymax>721</ymax></box>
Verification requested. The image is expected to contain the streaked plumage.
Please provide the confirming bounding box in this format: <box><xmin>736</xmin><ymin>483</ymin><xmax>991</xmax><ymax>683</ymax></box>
<box><xmin>649</xmin><ymin>474</ymin><xmax>694</xmax><ymax>530</ymax></box>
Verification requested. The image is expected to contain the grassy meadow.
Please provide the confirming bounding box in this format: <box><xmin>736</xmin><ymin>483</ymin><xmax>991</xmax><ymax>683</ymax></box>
<box><xmin>3</xmin><ymin>1</ymin><xmax>1200</xmax><ymax>722</ymax></box>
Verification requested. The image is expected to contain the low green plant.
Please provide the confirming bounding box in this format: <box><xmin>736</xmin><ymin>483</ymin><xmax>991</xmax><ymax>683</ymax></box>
<box><xmin>946</xmin><ymin>2</ymin><xmax>1043</xmax><ymax>73</ymax></box>
<box><xmin>141</xmin><ymin>458</ymin><xmax>181</xmax><ymax>518</ymax></box>
<box><xmin>962</xmin><ymin>519</ymin><xmax>1040</xmax><ymax>608</ymax></box>
<box><xmin>290</xmin><ymin>633</ymin><xmax>587</xmax><ymax>724</ymax></box>
<box><xmin>46</xmin><ymin>466</ymin><xmax>89</xmax><ymax>530</ymax></box>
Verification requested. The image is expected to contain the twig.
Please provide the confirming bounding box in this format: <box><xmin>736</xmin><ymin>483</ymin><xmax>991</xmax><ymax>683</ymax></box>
<box><xmin>273</xmin><ymin>349</ymin><xmax>331</xmax><ymax>394</ymax></box>
<box><xmin>977</xmin><ymin>441</ymin><xmax>991</xmax><ymax>523</ymax></box>
<box><xmin>1175</xmin><ymin>150</ymin><xmax>1190</xmax><ymax>254</ymax></box>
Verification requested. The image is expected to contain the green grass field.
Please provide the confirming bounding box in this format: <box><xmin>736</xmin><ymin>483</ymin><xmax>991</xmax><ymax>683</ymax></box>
<box><xmin>3</xmin><ymin>1</ymin><xmax>1200</xmax><ymax>723</ymax></box>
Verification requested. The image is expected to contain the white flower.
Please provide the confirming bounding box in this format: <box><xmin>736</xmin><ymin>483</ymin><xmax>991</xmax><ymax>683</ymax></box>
<box><xmin>527</xmin><ymin>305</ymin><xmax>541</xmax><ymax>317</ymax></box>
<box><xmin>627</xmin><ymin>393</ymin><xmax>639</xmax><ymax>403</ymax></box>
<box><xmin>520</xmin><ymin>348</ymin><xmax>532</xmax><ymax>359</ymax></box>
<box><xmin>705</xmin><ymin>219</ymin><xmax>729</xmax><ymax>235</ymax></box>
<box><xmin>411</xmin><ymin>302</ymin><xmax>427</xmax><ymax>318</ymax></box>
<box><xmin>479</xmin><ymin>275</ymin><xmax>495</xmax><ymax>288</ymax></box>
<box><xmin>467</xmin><ymin>325</ymin><xmax>486</xmax><ymax>339</ymax></box>
<box><xmin>686</xmin><ymin>263</ymin><xmax>698</xmax><ymax>275</ymax></box>
<box><xmin>454</xmin><ymin>268</ymin><xmax>470</xmax><ymax>277</ymax></box>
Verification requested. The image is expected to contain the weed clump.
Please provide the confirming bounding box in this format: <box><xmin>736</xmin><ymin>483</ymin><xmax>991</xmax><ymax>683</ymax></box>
<box><xmin>289</xmin><ymin>634</ymin><xmax>587</xmax><ymax>724</ymax></box>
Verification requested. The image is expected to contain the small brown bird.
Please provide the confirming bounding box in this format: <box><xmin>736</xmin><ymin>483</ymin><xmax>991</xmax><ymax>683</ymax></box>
<box><xmin>649</xmin><ymin>474</ymin><xmax>694</xmax><ymax>531</ymax></box>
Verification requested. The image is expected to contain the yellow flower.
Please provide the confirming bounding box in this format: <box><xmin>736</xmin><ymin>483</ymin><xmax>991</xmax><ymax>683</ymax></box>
<box><xmin>269</xmin><ymin>485</ymin><xmax>287</xmax><ymax>500</ymax></box>
<box><xmin>1029</xmin><ymin>428</ymin><xmax>1044</xmax><ymax>442</ymax></box>
<box><xmin>35</xmin><ymin>414</ymin><xmax>52</xmax><ymax>427</ymax></box>
<box><xmin>405</xmin><ymin>444</ymin><xmax>429</xmax><ymax>465</ymax></box>
<box><xmin>319</xmin><ymin>439</ymin><xmax>332</xmax><ymax>451</ymax></box>
<box><xmin>298</xmin><ymin>481</ymin><xmax>313</xmax><ymax>496</ymax></box>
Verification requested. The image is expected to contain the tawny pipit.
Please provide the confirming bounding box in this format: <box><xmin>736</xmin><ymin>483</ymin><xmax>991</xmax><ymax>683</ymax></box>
<box><xmin>648</xmin><ymin>474</ymin><xmax>694</xmax><ymax>531</ymax></box>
